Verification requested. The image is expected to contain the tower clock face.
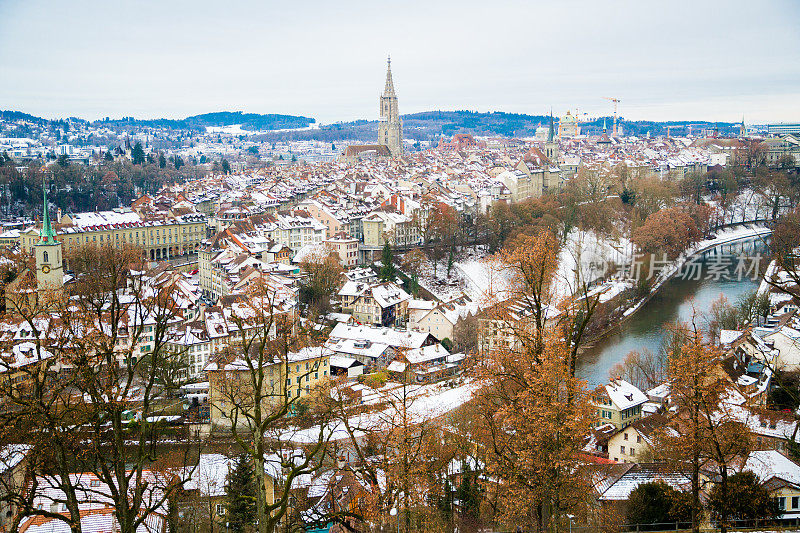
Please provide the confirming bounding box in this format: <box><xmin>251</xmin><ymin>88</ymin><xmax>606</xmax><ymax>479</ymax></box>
<box><xmin>41</xmin><ymin>265</ymin><xmax>51</xmax><ymax>274</ymax></box>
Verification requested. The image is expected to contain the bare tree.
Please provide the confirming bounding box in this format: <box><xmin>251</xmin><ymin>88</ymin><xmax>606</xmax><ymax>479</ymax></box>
<box><xmin>208</xmin><ymin>279</ymin><xmax>338</xmax><ymax>533</ymax></box>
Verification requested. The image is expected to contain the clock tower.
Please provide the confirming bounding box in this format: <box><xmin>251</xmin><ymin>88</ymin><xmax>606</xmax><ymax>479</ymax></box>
<box><xmin>35</xmin><ymin>184</ymin><xmax>63</xmax><ymax>291</ymax></box>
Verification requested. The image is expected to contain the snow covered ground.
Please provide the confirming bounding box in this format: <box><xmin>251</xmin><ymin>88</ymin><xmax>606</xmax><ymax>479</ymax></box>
<box><xmin>554</xmin><ymin>230</ymin><xmax>634</xmax><ymax>300</ymax></box>
<box><xmin>410</xmin><ymin>246</ymin><xmax>513</xmax><ymax>306</ymax></box>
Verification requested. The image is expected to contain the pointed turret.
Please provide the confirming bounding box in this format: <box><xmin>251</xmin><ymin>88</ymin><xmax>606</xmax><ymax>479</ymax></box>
<box><xmin>383</xmin><ymin>56</ymin><xmax>395</xmax><ymax>97</ymax></box>
<box><xmin>378</xmin><ymin>56</ymin><xmax>403</xmax><ymax>157</ymax></box>
<box><xmin>34</xmin><ymin>179</ymin><xmax>63</xmax><ymax>292</ymax></box>
<box><xmin>39</xmin><ymin>180</ymin><xmax>57</xmax><ymax>245</ymax></box>
<box><xmin>598</xmin><ymin>119</ymin><xmax>612</xmax><ymax>144</ymax></box>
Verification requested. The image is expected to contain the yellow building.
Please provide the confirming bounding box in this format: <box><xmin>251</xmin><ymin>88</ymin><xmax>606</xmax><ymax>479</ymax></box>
<box><xmin>591</xmin><ymin>379</ymin><xmax>648</xmax><ymax>430</ymax></box>
<box><xmin>18</xmin><ymin>209</ymin><xmax>206</xmax><ymax>263</ymax></box>
<box><xmin>206</xmin><ymin>346</ymin><xmax>331</xmax><ymax>429</ymax></box>
<box><xmin>606</xmin><ymin>414</ymin><xmax>666</xmax><ymax>463</ymax></box>
<box><xmin>743</xmin><ymin>450</ymin><xmax>800</xmax><ymax>521</ymax></box>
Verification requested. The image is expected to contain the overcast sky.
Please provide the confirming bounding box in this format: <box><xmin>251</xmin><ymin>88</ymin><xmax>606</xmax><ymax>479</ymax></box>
<box><xmin>1</xmin><ymin>0</ymin><xmax>799</xmax><ymax>124</ymax></box>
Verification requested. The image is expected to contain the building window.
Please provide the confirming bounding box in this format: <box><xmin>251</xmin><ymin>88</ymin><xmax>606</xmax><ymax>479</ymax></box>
<box><xmin>776</xmin><ymin>497</ymin><xmax>786</xmax><ymax>511</ymax></box>
<box><xmin>793</xmin><ymin>496</ymin><xmax>799</xmax><ymax>509</ymax></box>
<box><xmin>624</xmin><ymin>433</ymin><xmax>628</xmax><ymax>441</ymax></box>
<box><xmin>620</xmin><ymin>446</ymin><xmax>625</xmax><ymax>454</ymax></box>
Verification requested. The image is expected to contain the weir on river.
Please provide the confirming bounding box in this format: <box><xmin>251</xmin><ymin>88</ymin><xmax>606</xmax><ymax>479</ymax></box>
<box><xmin>577</xmin><ymin>238</ymin><xmax>768</xmax><ymax>387</ymax></box>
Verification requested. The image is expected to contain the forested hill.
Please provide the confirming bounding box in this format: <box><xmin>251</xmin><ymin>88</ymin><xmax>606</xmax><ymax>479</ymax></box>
<box><xmin>2</xmin><ymin>108</ymin><xmax>738</xmax><ymax>141</ymax></box>
<box><xmin>0</xmin><ymin>110</ymin><xmax>315</xmax><ymax>132</ymax></box>
<box><xmin>93</xmin><ymin>111</ymin><xmax>316</xmax><ymax>131</ymax></box>
<box><xmin>257</xmin><ymin>110</ymin><xmax>740</xmax><ymax>143</ymax></box>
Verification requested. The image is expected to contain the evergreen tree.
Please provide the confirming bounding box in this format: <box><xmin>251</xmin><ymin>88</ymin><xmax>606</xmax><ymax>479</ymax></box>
<box><xmin>379</xmin><ymin>242</ymin><xmax>396</xmax><ymax>281</ymax></box>
<box><xmin>627</xmin><ymin>481</ymin><xmax>690</xmax><ymax>526</ymax></box>
<box><xmin>455</xmin><ymin>465</ymin><xmax>483</xmax><ymax>527</ymax></box>
<box><xmin>225</xmin><ymin>455</ymin><xmax>257</xmax><ymax>533</ymax></box>
<box><xmin>158</xmin><ymin>153</ymin><xmax>167</xmax><ymax>169</ymax></box>
<box><xmin>131</xmin><ymin>142</ymin><xmax>146</xmax><ymax>165</ymax></box>
<box><xmin>221</xmin><ymin>159</ymin><xmax>231</xmax><ymax>175</ymax></box>
<box><xmin>708</xmin><ymin>471</ymin><xmax>779</xmax><ymax>523</ymax></box>
<box><xmin>447</xmin><ymin>247</ymin><xmax>455</xmax><ymax>277</ymax></box>
<box><xmin>408</xmin><ymin>272</ymin><xmax>419</xmax><ymax>297</ymax></box>
<box><xmin>104</xmin><ymin>150</ymin><xmax>114</xmax><ymax>162</ymax></box>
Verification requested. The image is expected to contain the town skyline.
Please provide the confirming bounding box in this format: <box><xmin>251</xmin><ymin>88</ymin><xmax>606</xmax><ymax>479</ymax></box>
<box><xmin>2</xmin><ymin>0</ymin><xmax>799</xmax><ymax>124</ymax></box>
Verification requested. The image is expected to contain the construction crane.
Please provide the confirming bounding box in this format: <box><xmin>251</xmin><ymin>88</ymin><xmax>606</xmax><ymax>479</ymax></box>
<box><xmin>603</xmin><ymin>97</ymin><xmax>621</xmax><ymax>137</ymax></box>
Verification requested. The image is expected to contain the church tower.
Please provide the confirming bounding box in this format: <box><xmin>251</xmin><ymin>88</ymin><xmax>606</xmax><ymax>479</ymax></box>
<box><xmin>35</xmin><ymin>183</ymin><xmax>63</xmax><ymax>291</ymax></box>
<box><xmin>544</xmin><ymin>110</ymin><xmax>559</xmax><ymax>162</ymax></box>
<box><xmin>378</xmin><ymin>57</ymin><xmax>403</xmax><ymax>157</ymax></box>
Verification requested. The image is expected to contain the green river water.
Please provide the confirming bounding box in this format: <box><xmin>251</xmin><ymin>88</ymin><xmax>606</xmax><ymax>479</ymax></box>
<box><xmin>577</xmin><ymin>238</ymin><xmax>767</xmax><ymax>386</ymax></box>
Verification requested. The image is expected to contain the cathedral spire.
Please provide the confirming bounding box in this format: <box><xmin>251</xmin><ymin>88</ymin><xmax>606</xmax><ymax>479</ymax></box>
<box><xmin>383</xmin><ymin>55</ymin><xmax>395</xmax><ymax>97</ymax></box>
<box><xmin>547</xmin><ymin>109</ymin><xmax>555</xmax><ymax>143</ymax></box>
<box><xmin>39</xmin><ymin>179</ymin><xmax>57</xmax><ymax>245</ymax></box>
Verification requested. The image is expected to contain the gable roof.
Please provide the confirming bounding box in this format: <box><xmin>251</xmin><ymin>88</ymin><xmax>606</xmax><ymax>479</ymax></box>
<box><xmin>743</xmin><ymin>450</ymin><xmax>800</xmax><ymax>487</ymax></box>
<box><xmin>603</xmin><ymin>379</ymin><xmax>648</xmax><ymax>410</ymax></box>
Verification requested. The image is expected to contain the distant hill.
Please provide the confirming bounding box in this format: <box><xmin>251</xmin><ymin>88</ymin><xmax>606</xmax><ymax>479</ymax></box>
<box><xmin>257</xmin><ymin>110</ymin><xmax>740</xmax><ymax>143</ymax></box>
<box><xmin>0</xmin><ymin>110</ymin><xmax>53</xmax><ymax>125</ymax></box>
<box><xmin>93</xmin><ymin>111</ymin><xmax>316</xmax><ymax>132</ymax></box>
<box><xmin>1</xmin><ymin>108</ymin><xmax>740</xmax><ymax>142</ymax></box>
<box><xmin>255</xmin><ymin>110</ymin><xmax>552</xmax><ymax>143</ymax></box>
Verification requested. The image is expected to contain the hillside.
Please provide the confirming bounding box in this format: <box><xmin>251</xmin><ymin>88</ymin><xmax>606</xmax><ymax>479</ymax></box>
<box><xmin>93</xmin><ymin>111</ymin><xmax>316</xmax><ymax>132</ymax></box>
<box><xmin>2</xmin><ymin>108</ymin><xmax>740</xmax><ymax>142</ymax></box>
<box><xmin>256</xmin><ymin>110</ymin><xmax>740</xmax><ymax>143</ymax></box>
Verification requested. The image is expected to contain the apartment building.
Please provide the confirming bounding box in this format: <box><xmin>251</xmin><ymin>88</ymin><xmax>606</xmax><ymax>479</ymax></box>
<box><xmin>362</xmin><ymin>210</ymin><xmax>419</xmax><ymax>248</ymax></box>
<box><xmin>591</xmin><ymin>379</ymin><xmax>648</xmax><ymax>430</ymax></box>
<box><xmin>18</xmin><ymin>209</ymin><xmax>207</xmax><ymax>263</ymax></box>
<box><xmin>206</xmin><ymin>346</ymin><xmax>331</xmax><ymax>428</ymax></box>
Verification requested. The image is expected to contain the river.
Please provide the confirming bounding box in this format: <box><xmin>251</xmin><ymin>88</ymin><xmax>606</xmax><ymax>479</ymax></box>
<box><xmin>577</xmin><ymin>238</ymin><xmax>767</xmax><ymax>387</ymax></box>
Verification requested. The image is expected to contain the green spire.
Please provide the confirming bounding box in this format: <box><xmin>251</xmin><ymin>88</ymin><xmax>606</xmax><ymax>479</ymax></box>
<box><xmin>547</xmin><ymin>109</ymin><xmax>555</xmax><ymax>142</ymax></box>
<box><xmin>39</xmin><ymin>179</ymin><xmax>57</xmax><ymax>245</ymax></box>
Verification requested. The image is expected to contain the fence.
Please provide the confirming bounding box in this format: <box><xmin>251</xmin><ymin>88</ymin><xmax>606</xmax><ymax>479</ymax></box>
<box><xmin>549</xmin><ymin>517</ymin><xmax>800</xmax><ymax>533</ymax></box>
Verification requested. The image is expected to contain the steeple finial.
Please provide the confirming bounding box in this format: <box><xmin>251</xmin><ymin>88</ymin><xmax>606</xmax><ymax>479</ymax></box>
<box><xmin>39</xmin><ymin>178</ymin><xmax>56</xmax><ymax>245</ymax></box>
<box><xmin>384</xmin><ymin>55</ymin><xmax>396</xmax><ymax>96</ymax></box>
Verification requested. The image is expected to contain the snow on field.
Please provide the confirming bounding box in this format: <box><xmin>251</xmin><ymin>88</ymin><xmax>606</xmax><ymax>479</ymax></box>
<box><xmin>553</xmin><ymin>230</ymin><xmax>633</xmax><ymax>299</ymax></box>
<box><xmin>414</xmin><ymin>257</ymin><xmax>467</xmax><ymax>302</ymax></box>
<box><xmin>409</xmin><ymin>246</ymin><xmax>513</xmax><ymax>306</ymax></box>
<box><xmin>205</xmin><ymin>124</ymin><xmax>248</xmax><ymax>135</ymax></box>
<box><xmin>280</xmin><ymin>380</ymin><xmax>477</xmax><ymax>444</ymax></box>
<box><xmin>454</xmin><ymin>257</ymin><xmax>514</xmax><ymax>306</ymax></box>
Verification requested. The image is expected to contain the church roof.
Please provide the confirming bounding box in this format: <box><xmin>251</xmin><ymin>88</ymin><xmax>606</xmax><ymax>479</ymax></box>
<box><xmin>343</xmin><ymin>145</ymin><xmax>392</xmax><ymax>158</ymax></box>
<box><xmin>38</xmin><ymin>182</ymin><xmax>57</xmax><ymax>246</ymax></box>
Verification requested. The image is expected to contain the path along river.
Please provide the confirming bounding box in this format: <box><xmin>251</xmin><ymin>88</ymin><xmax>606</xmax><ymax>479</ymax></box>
<box><xmin>577</xmin><ymin>237</ymin><xmax>768</xmax><ymax>387</ymax></box>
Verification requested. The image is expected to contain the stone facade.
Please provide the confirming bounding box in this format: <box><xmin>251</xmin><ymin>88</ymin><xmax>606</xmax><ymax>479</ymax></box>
<box><xmin>378</xmin><ymin>57</ymin><xmax>403</xmax><ymax>157</ymax></box>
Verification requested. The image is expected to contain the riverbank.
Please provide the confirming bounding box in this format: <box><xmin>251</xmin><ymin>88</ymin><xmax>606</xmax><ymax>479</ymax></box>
<box><xmin>577</xmin><ymin>226</ymin><xmax>772</xmax><ymax>384</ymax></box>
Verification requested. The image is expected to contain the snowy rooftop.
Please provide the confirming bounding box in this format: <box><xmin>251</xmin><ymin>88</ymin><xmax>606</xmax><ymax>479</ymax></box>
<box><xmin>743</xmin><ymin>450</ymin><xmax>800</xmax><ymax>486</ymax></box>
<box><xmin>604</xmin><ymin>379</ymin><xmax>648</xmax><ymax>410</ymax></box>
